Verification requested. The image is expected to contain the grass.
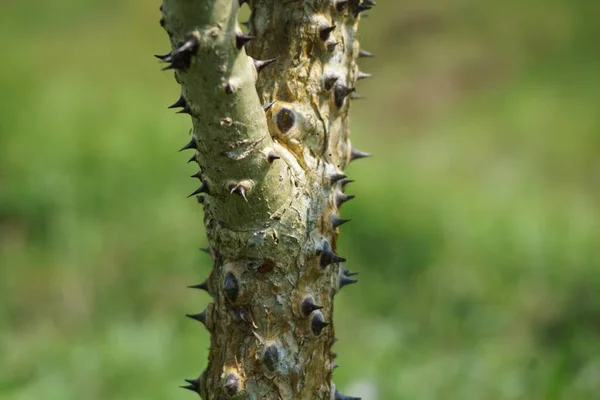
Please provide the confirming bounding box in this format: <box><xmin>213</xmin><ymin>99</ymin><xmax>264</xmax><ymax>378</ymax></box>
<box><xmin>1</xmin><ymin>1</ymin><xmax>599</xmax><ymax>399</ymax></box>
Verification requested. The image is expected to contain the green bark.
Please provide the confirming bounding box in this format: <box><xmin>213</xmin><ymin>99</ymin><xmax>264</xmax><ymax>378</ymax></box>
<box><xmin>158</xmin><ymin>1</ymin><xmax>371</xmax><ymax>398</ymax></box>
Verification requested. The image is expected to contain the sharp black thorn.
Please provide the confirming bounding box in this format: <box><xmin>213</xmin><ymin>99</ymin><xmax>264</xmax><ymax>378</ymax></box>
<box><xmin>363</xmin><ymin>0</ymin><xmax>376</xmax><ymax>6</ymax></box>
<box><xmin>330</xmin><ymin>173</ymin><xmax>346</xmax><ymax>184</ymax></box>
<box><xmin>340</xmin><ymin>178</ymin><xmax>354</xmax><ymax>190</ymax></box>
<box><xmin>235</xmin><ymin>33</ymin><xmax>255</xmax><ymax>49</ymax></box>
<box><xmin>331</xmin><ymin>214</ymin><xmax>351</xmax><ymax>229</ymax></box>
<box><xmin>176</xmin><ymin>104</ymin><xmax>192</xmax><ymax>115</ymax></box>
<box><xmin>319</xmin><ymin>239</ymin><xmax>346</xmax><ymax>267</ymax></box>
<box><xmin>267</xmin><ymin>151</ymin><xmax>281</xmax><ymax>163</ymax></box>
<box><xmin>179</xmin><ymin>137</ymin><xmax>198</xmax><ymax>152</ymax></box>
<box><xmin>339</xmin><ymin>273</ymin><xmax>358</xmax><ymax>289</ymax></box>
<box><xmin>187</xmin><ymin>181</ymin><xmax>209</xmax><ymax>197</ymax></box>
<box><xmin>199</xmin><ymin>247</ymin><xmax>211</xmax><ymax>254</ymax></box>
<box><xmin>262</xmin><ymin>100</ymin><xmax>276</xmax><ymax>112</ymax></box>
<box><xmin>188</xmin><ymin>280</ymin><xmax>209</xmax><ymax>292</ymax></box>
<box><xmin>353</xmin><ymin>4</ymin><xmax>372</xmax><ymax>17</ymax></box>
<box><xmin>335</xmin><ymin>190</ymin><xmax>355</xmax><ymax>208</ymax></box>
<box><xmin>180</xmin><ymin>384</ymin><xmax>197</xmax><ymax>393</ymax></box>
<box><xmin>319</xmin><ymin>25</ymin><xmax>336</xmax><ymax>41</ymax></box>
<box><xmin>334</xmin><ymin>83</ymin><xmax>355</xmax><ymax>108</ymax></box>
<box><xmin>334</xmin><ymin>389</ymin><xmax>361</xmax><ymax>400</ymax></box>
<box><xmin>157</xmin><ymin>35</ymin><xmax>199</xmax><ymax>71</ymax></box>
<box><xmin>324</xmin><ymin>75</ymin><xmax>340</xmax><ymax>91</ymax></box>
<box><xmin>359</xmin><ymin>49</ymin><xmax>375</xmax><ymax>58</ymax></box>
<box><xmin>168</xmin><ymin>94</ymin><xmax>186</xmax><ymax>109</ymax></box>
<box><xmin>186</xmin><ymin>310</ymin><xmax>207</xmax><ymax>326</ymax></box>
<box><xmin>349</xmin><ymin>147</ymin><xmax>372</xmax><ymax>161</ymax></box>
<box><xmin>335</xmin><ymin>0</ymin><xmax>349</xmax><ymax>11</ymax></box>
<box><xmin>357</xmin><ymin>71</ymin><xmax>372</xmax><ymax>80</ymax></box>
<box><xmin>190</xmin><ymin>171</ymin><xmax>202</xmax><ymax>180</ymax></box>
<box><xmin>196</xmin><ymin>195</ymin><xmax>205</xmax><ymax>204</ymax></box>
<box><xmin>187</xmin><ymin>153</ymin><xmax>197</xmax><ymax>163</ymax></box>
<box><xmin>184</xmin><ymin>378</ymin><xmax>200</xmax><ymax>387</ymax></box>
<box><xmin>301</xmin><ymin>296</ymin><xmax>324</xmax><ymax>317</ymax></box>
<box><xmin>311</xmin><ymin>311</ymin><xmax>329</xmax><ymax>336</ymax></box>
<box><xmin>341</xmin><ymin>265</ymin><xmax>359</xmax><ymax>277</ymax></box>
<box><xmin>154</xmin><ymin>52</ymin><xmax>170</xmax><ymax>61</ymax></box>
<box><xmin>253</xmin><ymin>57</ymin><xmax>278</xmax><ymax>73</ymax></box>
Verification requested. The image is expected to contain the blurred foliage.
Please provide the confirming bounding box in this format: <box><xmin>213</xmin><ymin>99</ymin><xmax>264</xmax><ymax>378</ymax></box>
<box><xmin>1</xmin><ymin>1</ymin><xmax>599</xmax><ymax>399</ymax></box>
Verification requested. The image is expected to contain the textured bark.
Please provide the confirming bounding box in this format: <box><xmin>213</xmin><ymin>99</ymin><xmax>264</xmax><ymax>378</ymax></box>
<box><xmin>158</xmin><ymin>1</ymin><xmax>371</xmax><ymax>399</ymax></box>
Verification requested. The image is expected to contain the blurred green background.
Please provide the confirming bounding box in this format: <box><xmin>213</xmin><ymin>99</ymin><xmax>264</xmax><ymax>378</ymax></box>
<box><xmin>1</xmin><ymin>1</ymin><xmax>599</xmax><ymax>399</ymax></box>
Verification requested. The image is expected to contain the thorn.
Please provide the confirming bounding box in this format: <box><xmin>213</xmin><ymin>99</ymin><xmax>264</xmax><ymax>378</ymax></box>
<box><xmin>357</xmin><ymin>71</ymin><xmax>372</xmax><ymax>80</ymax></box>
<box><xmin>196</xmin><ymin>195</ymin><xmax>205</xmax><ymax>204</ymax></box>
<box><xmin>224</xmin><ymin>373</ymin><xmax>241</xmax><ymax>396</ymax></box>
<box><xmin>188</xmin><ymin>280</ymin><xmax>209</xmax><ymax>292</ymax></box>
<box><xmin>158</xmin><ymin>34</ymin><xmax>200</xmax><ymax>71</ymax></box>
<box><xmin>187</xmin><ymin>153</ymin><xmax>197</xmax><ymax>163</ymax></box>
<box><xmin>363</xmin><ymin>0</ymin><xmax>376</xmax><ymax>5</ymax></box>
<box><xmin>359</xmin><ymin>49</ymin><xmax>375</xmax><ymax>58</ymax></box>
<box><xmin>318</xmin><ymin>239</ymin><xmax>346</xmax><ymax>268</ymax></box>
<box><xmin>339</xmin><ymin>272</ymin><xmax>358</xmax><ymax>289</ymax></box>
<box><xmin>340</xmin><ymin>178</ymin><xmax>354</xmax><ymax>190</ymax></box>
<box><xmin>349</xmin><ymin>147</ymin><xmax>372</xmax><ymax>162</ymax></box>
<box><xmin>186</xmin><ymin>310</ymin><xmax>207</xmax><ymax>327</ymax></box>
<box><xmin>240</xmin><ymin>20</ymin><xmax>250</xmax><ymax>28</ymax></box>
<box><xmin>180</xmin><ymin>384</ymin><xmax>196</xmax><ymax>393</ymax></box>
<box><xmin>224</xmin><ymin>272</ymin><xmax>239</xmax><ymax>302</ymax></box>
<box><xmin>181</xmin><ymin>377</ymin><xmax>200</xmax><ymax>393</ymax></box>
<box><xmin>330</xmin><ymin>173</ymin><xmax>347</xmax><ymax>184</ymax></box>
<box><xmin>341</xmin><ymin>265</ymin><xmax>359</xmax><ymax>277</ymax></box>
<box><xmin>331</xmin><ymin>352</ymin><xmax>338</xmax><ymax>359</ymax></box>
<box><xmin>324</xmin><ymin>75</ymin><xmax>340</xmax><ymax>91</ymax></box>
<box><xmin>335</xmin><ymin>0</ymin><xmax>349</xmax><ymax>11</ymax></box>
<box><xmin>350</xmin><ymin>92</ymin><xmax>364</xmax><ymax>100</ymax></box>
<box><xmin>301</xmin><ymin>296</ymin><xmax>323</xmax><ymax>317</ymax></box>
<box><xmin>179</xmin><ymin>137</ymin><xmax>198</xmax><ymax>152</ymax></box>
<box><xmin>267</xmin><ymin>151</ymin><xmax>281</xmax><ymax>163</ymax></box>
<box><xmin>263</xmin><ymin>344</ymin><xmax>280</xmax><ymax>372</ymax></box>
<box><xmin>168</xmin><ymin>94</ymin><xmax>186</xmax><ymax>109</ymax></box>
<box><xmin>176</xmin><ymin>104</ymin><xmax>192</xmax><ymax>115</ymax></box>
<box><xmin>187</xmin><ymin>180</ymin><xmax>209</xmax><ymax>197</ymax></box>
<box><xmin>335</xmin><ymin>389</ymin><xmax>361</xmax><ymax>400</ymax></box>
<box><xmin>184</xmin><ymin>378</ymin><xmax>200</xmax><ymax>387</ymax></box>
<box><xmin>319</xmin><ymin>25</ymin><xmax>336</xmax><ymax>41</ymax></box>
<box><xmin>262</xmin><ymin>100</ymin><xmax>276</xmax><ymax>112</ymax></box>
<box><xmin>335</xmin><ymin>190</ymin><xmax>355</xmax><ymax>208</ymax></box>
<box><xmin>253</xmin><ymin>57</ymin><xmax>278</xmax><ymax>73</ymax></box>
<box><xmin>224</xmin><ymin>83</ymin><xmax>235</xmax><ymax>94</ymax></box>
<box><xmin>200</xmin><ymin>247</ymin><xmax>211</xmax><ymax>254</ymax></box>
<box><xmin>190</xmin><ymin>171</ymin><xmax>203</xmax><ymax>180</ymax></box>
<box><xmin>353</xmin><ymin>4</ymin><xmax>372</xmax><ymax>17</ymax></box>
<box><xmin>229</xmin><ymin>183</ymin><xmax>248</xmax><ymax>202</ymax></box>
<box><xmin>235</xmin><ymin>33</ymin><xmax>255</xmax><ymax>49</ymax></box>
<box><xmin>334</xmin><ymin>83</ymin><xmax>355</xmax><ymax>108</ymax></box>
<box><xmin>331</xmin><ymin>213</ymin><xmax>351</xmax><ymax>229</ymax></box>
<box><xmin>154</xmin><ymin>52</ymin><xmax>170</xmax><ymax>61</ymax></box>
<box><xmin>311</xmin><ymin>311</ymin><xmax>329</xmax><ymax>336</ymax></box>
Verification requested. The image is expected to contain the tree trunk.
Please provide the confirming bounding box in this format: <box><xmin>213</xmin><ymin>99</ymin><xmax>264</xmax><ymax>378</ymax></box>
<box><xmin>157</xmin><ymin>1</ymin><xmax>372</xmax><ymax>398</ymax></box>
